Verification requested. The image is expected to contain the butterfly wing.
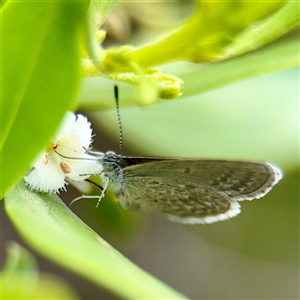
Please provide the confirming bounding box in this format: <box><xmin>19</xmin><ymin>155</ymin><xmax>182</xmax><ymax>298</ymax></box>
<box><xmin>110</xmin><ymin>158</ymin><xmax>281</xmax><ymax>224</ymax></box>
<box><xmin>118</xmin><ymin>158</ymin><xmax>282</xmax><ymax>200</ymax></box>
<box><xmin>115</xmin><ymin>176</ymin><xmax>241</xmax><ymax>224</ymax></box>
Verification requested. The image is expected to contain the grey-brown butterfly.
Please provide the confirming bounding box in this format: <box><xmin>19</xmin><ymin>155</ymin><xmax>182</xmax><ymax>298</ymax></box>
<box><xmin>85</xmin><ymin>151</ymin><xmax>281</xmax><ymax>224</ymax></box>
<box><xmin>71</xmin><ymin>86</ymin><xmax>282</xmax><ymax>224</ymax></box>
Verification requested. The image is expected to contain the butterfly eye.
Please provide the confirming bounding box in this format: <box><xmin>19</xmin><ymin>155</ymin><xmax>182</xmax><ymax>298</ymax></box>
<box><xmin>105</xmin><ymin>151</ymin><xmax>116</xmax><ymax>157</ymax></box>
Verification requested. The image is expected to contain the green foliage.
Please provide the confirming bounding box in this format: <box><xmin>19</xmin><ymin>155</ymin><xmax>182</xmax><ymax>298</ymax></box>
<box><xmin>130</xmin><ymin>1</ymin><xmax>290</xmax><ymax>64</ymax></box>
<box><xmin>1</xmin><ymin>1</ymin><xmax>299</xmax><ymax>299</ymax></box>
<box><xmin>1</xmin><ymin>242</ymin><xmax>79</xmax><ymax>299</ymax></box>
<box><xmin>1</xmin><ymin>1</ymin><xmax>88</xmax><ymax>198</ymax></box>
<box><xmin>97</xmin><ymin>1</ymin><xmax>297</xmax><ymax>68</ymax></box>
<box><xmin>78</xmin><ymin>31</ymin><xmax>298</xmax><ymax>109</ymax></box>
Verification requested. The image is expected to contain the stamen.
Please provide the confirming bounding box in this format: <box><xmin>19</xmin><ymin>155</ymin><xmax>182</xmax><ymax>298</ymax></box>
<box><xmin>60</xmin><ymin>162</ymin><xmax>72</xmax><ymax>174</ymax></box>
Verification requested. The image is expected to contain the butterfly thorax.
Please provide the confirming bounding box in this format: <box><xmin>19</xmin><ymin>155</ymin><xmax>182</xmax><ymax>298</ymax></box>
<box><xmin>100</xmin><ymin>151</ymin><xmax>124</xmax><ymax>191</ymax></box>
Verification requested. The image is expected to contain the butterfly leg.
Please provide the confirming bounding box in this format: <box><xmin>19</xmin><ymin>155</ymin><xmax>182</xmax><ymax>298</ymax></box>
<box><xmin>69</xmin><ymin>171</ymin><xmax>110</xmax><ymax>208</ymax></box>
<box><xmin>95</xmin><ymin>173</ymin><xmax>110</xmax><ymax>208</ymax></box>
<box><xmin>69</xmin><ymin>194</ymin><xmax>102</xmax><ymax>207</ymax></box>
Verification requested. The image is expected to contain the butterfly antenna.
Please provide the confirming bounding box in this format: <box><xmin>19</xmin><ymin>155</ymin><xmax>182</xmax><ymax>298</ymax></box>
<box><xmin>114</xmin><ymin>85</ymin><xmax>123</xmax><ymax>156</ymax></box>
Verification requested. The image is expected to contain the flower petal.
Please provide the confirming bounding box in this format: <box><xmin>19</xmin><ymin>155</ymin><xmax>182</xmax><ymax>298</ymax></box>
<box><xmin>25</xmin><ymin>156</ymin><xmax>66</xmax><ymax>192</ymax></box>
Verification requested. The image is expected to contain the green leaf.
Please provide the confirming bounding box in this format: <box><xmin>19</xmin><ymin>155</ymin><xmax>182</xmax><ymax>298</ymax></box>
<box><xmin>2</xmin><ymin>242</ymin><xmax>79</xmax><ymax>299</ymax></box>
<box><xmin>1</xmin><ymin>1</ymin><xmax>88</xmax><ymax>198</ymax></box>
<box><xmin>4</xmin><ymin>181</ymin><xmax>187</xmax><ymax>299</ymax></box>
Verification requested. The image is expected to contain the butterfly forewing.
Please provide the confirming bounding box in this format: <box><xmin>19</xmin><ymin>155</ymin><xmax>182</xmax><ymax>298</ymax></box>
<box><xmin>118</xmin><ymin>158</ymin><xmax>281</xmax><ymax>199</ymax></box>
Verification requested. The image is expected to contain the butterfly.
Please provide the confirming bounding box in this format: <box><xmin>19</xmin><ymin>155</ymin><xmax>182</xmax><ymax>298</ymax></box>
<box><xmin>79</xmin><ymin>150</ymin><xmax>282</xmax><ymax>224</ymax></box>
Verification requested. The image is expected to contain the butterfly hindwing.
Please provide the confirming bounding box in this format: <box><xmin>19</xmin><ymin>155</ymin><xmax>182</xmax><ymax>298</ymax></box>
<box><xmin>115</xmin><ymin>175</ymin><xmax>241</xmax><ymax>224</ymax></box>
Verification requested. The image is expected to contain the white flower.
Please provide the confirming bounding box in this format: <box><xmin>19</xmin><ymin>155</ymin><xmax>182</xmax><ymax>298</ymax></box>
<box><xmin>25</xmin><ymin>112</ymin><xmax>102</xmax><ymax>193</ymax></box>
